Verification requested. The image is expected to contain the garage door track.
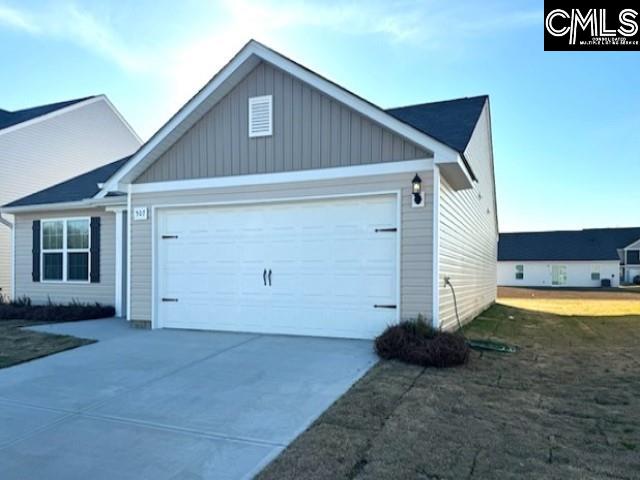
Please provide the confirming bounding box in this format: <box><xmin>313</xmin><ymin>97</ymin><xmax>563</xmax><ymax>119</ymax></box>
<box><xmin>0</xmin><ymin>319</ymin><xmax>376</xmax><ymax>479</ymax></box>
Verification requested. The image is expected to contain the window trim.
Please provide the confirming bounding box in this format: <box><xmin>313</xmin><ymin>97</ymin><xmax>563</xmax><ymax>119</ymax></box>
<box><xmin>41</xmin><ymin>217</ymin><xmax>91</xmax><ymax>284</ymax></box>
<box><xmin>515</xmin><ymin>264</ymin><xmax>524</xmax><ymax>280</ymax></box>
<box><xmin>591</xmin><ymin>264</ymin><xmax>600</xmax><ymax>281</ymax></box>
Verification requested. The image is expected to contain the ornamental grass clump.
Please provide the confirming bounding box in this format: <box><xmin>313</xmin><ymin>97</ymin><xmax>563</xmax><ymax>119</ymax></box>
<box><xmin>375</xmin><ymin>317</ymin><xmax>469</xmax><ymax>368</ymax></box>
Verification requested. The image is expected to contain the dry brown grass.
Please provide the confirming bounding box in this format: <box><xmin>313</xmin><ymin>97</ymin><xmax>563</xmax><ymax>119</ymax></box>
<box><xmin>258</xmin><ymin>304</ymin><xmax>640</xmax><ymax>480</ymax></box>
<box><xmin>497</xmin><ymin>286</ymin><xmax>640</xmax><ymax>316</ymax></box>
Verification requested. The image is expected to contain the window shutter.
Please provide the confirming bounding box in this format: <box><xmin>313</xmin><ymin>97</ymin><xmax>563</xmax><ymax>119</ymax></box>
<box><xmin>90</xmin><ymin>217</ymin><xmax>101</xmax><ymax>283</ymax></box>
<box><xmin>248</xmin><ymin>95</ymin><xmax>273</xmax><ymax>137</ymax></box>
<box><xmin>32</xmin><ymin>220</ymin><xmax>40</xmax><ymax>282</ymax></box>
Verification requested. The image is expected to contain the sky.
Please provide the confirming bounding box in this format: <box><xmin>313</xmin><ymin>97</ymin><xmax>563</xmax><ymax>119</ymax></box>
<box><xmin>0</xmin><ymin>0</ymin><xmax>638</xmax><ymax>232</ymax></box>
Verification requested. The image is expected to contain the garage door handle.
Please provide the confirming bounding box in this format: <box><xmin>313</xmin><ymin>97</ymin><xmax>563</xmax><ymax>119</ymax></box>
<box><xmin>268</xmin><ymin>269</ymin><xmax>272</xmax><ymax>286</ymax></box>
<box><xmin>263</xmin><ymin>269</ymin><xmax>267</xmax><ymax>286</ymax></box>
<box><xmin>162</xmin><ymin>298</ymin><xmax>178</xmax><ymax>302</ymax></box>
<box><xmin>374</xmin><ymin>304</ymin><xmax>397</xmax><ymax>309</ymax></box>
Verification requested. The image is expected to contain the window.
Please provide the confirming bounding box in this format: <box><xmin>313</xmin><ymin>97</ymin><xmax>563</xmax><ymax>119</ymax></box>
<box><xmin>41</xmin><ymin>218</ymin><xmax>90</xmax><ymax>282</ymax></box>
<box><xmin>551</xmin><ymin>265</ymin><xmax>567</xmax><ymax>286</ymax></box>
<box><xmin>627</xmin><ymin>250</ymin><xmax>640</xmax><ymax>265</ymax></box>
<box><xmin>248</xmin><ymin>95</ymin><xmax>273</xmax><ymax>137</ymax></box>
<box><xmin>515</xmin><ymin>264</ymin><xmax>524</xmax><ymax>280</ymax></box>
<box><xmin>591</xmin><ymin>265</ymin><xmax>600</xmax><ymax>281</ymax></box>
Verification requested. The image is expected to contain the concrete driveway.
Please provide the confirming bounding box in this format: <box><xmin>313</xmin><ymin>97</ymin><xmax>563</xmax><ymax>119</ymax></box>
<box><xmin>0</xmin><ymin>319</ymin><xmax>376</xmax><ymax>479</ymax></box>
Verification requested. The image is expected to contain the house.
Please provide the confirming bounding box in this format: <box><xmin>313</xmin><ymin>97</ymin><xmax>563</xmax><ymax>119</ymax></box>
<box><xmin>1</xmin><ymin>40</ymin><xmax>498</xmax><ymax>338</ymax></box>
<box><xmin>498</xmin><ymin>228</ymin><xmax>640</xmax><ymax>288</ymax></box>
<box><xmin>0</xmin><ymin>96</ymin><xmax>142</xmax><ymax>300</ymax></box>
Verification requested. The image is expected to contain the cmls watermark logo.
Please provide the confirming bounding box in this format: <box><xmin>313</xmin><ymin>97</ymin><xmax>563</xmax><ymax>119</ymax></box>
<box><xmin>544</xmin><ymin>3</ymin><xmax>639</xmax><ymax>51</ymax></box>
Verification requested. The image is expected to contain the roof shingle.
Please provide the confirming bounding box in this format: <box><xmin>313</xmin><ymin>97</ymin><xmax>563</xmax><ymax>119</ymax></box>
<box><xmin>4</xmin><ymin>156</ymin><xmax>131</xmax><ymax>208</ymax></box>
<box><xmin>0</xmin><ymin>97</ymin><xmax>95</xmax><ymax>131</ymax></box>
<box><xmin>498</xmin><ymin>228</ymin><xmax>640</xmax><ymax>262</ymax></box>
<box><xmin>386</xmin><ymin>96</ymin><xmax>487</xmax><ymax>153</ymax></box>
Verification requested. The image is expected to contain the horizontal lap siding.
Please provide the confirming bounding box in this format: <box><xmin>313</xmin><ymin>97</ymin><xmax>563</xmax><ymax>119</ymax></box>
<box><xmin>129</xmin><ymin>172</ymin><xmax>433</xmax><ymax>323</ymax></box>
<box><xmin>0</xmin><ymin>226</ymin><xmax>10</xmax><ymax>300</ymax></box>
<box><xmin>0</xmin><ymin>99</ymin><xmax>140</xmax><ymax>300</ymax></box>
<box><xmin>438</xmin><ymin>104</ymin><xmax>497</xmax><ymax>330</ymax></box>
<box><xmin>135</xmin><ymin>61</ymin><xmax>429</xmax><ymax>184</ymax></box>
<box><xmin>14</xmin><ymin>208</ymin><xmax>116</xmax><ymax>305</ymax></box>
<box><xmin>498</xmin><ymin>261</ymin><xmax>621</xmax><ymax>288</ymax></box>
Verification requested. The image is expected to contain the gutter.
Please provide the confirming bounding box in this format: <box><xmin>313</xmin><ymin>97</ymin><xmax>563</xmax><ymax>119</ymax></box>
<box><xmin>1</xmin><ymin>195</ymin><xmax>126</xmax><ymax>215</ymax></box>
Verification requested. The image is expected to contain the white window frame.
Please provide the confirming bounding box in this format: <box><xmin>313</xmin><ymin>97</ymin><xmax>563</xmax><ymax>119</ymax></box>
<box><xmin>551</xmin><ymin>265</ymin><xmax>567</xmax><ymax>286</ymax></box>
<box><xmin>248</xmin><ymin>95</ymin><xmax>273</xmax><ymax>138</ymax></box>
<box><xmin>515</xmin><ymin>264</ymin><xmax>524</xmax><ymax>280</ymax></box>
<box><xmin>591</xmin><ymin>264</ymin><xmax>600</xmax><ymax>281</ymax></box>
<box><xmin>41</xmin><ymin>217</ymin><xmax>91</xmax><ymax>283</ymax></box>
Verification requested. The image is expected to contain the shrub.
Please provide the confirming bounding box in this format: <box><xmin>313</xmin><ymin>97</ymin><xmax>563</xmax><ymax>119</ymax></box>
<box><xmin>634</xmin><ymin>275</ymin><xmax>640</xmax><ymax>285</ymax></box>
<box><xmin>375</xmin><ymin>317</ymin><xmax>469</xmax><ymax>368</ymax></box>
<box><xmin>0</xmin><ymin>297</ymin><xmax>114</xmax><ymax>322</ymax></box>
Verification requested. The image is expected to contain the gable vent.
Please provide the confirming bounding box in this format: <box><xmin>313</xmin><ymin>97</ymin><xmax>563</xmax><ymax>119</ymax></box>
<box><xmin>249</xmin><ymin>95</ymin><xmax>273</xmax><ymax>137</ymax></box>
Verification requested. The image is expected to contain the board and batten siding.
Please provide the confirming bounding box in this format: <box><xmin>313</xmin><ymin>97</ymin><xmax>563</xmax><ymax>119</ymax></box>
<box><xmin>438</xmin><ymin>103</ymin><xmax>498</xmax><ymax>330</ymax></box>
<box><xmin>134</xmin><ymin>61</ymin><xmax>430</xmax><ymax>184</ymax></box>
<box><xmin>129</xmin><ymin>172</ymin><xmax>434</xmax><ymax>325</ymax></box>
<box><xmin>14</xmin><ymin>208</ymin><xmax>117</xmax><ymax>305</ymax></box>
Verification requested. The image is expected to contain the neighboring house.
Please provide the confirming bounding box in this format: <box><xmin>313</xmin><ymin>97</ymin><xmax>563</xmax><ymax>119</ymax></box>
<box><xmin>0</xmin><ymin>96</ymin><xmax>142</xmax><ymax>300</ymax></box>
<box><xmin>621</xmin><ymin>237</ymin><xmax>640</xmax><ymax>284</ymax></box>
<box><xmin>498</xmin><ymin>228</ymin><xmax>640</xmax><ymax>288</ymax></box>
<box><xmin>2</xmin><ymin>40</ymin><xmax>498</xmax><ymax>338</ymax></box>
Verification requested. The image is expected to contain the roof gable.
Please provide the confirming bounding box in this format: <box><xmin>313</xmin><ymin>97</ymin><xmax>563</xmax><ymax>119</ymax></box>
<box><xmin>98</xmin><ymin>40</ymin><xmax>464</xmax><ymax>196</ymax></box>
<box><xmin>498</xmin><ymin>228</ymin><xmax>640</xmax><ymax>262</ymax></box>
<box><xmin>0</xmin><ymin>97</ymin><xmax>96</xmax><ymax>132</ymax></box>
<box><xmin>134</xmin><ymin>60</ymin><xmax>430</xmax><ymax>184</ymax></box>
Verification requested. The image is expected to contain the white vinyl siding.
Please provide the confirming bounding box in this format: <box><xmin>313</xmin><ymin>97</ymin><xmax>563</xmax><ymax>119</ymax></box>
<box><xmin>438</xmin><ymin>103</ymin><xmax>498</xmax><ymax>330</ymax></box>
<box><xmin>498</xmin><ymin>261</ymin><xmax>620</xmax><ymax>287</ymax></box>
<box><xmin>129</xmin><ymin>172</ymin><xmax>434</xmax><ymax>325</ymax></box>
<box><xmin>13</xmin><ymin>208</ymin><xmax>116</xmax><ymax>305</ymax></box>
<box><xmin>0</xmin><ymin>97</ymin><xmax>140</xmax><ymax>298</ymax></box>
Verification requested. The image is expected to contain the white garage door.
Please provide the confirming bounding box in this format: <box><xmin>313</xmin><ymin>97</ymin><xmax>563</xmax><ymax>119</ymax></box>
<box><xmin>156</xmin><ymin>194</ymin><xmax>398</xmax><ymax>339</ymax></box>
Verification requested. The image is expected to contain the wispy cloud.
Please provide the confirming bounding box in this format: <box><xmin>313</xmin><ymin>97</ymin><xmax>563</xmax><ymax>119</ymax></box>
<box><xmin>0</xmin><ymin>4</ymin><xmax>38</xmax><ymax>33</ymax></box>
<box><xmin>0</xmin><ymin>0</ymin><xmax>541</xmax><ymax>136</ymax></box>
<box><xmin>0</xmin><ymin>2</ymin><xmax>150</xmax><ymax>73</ymax></box>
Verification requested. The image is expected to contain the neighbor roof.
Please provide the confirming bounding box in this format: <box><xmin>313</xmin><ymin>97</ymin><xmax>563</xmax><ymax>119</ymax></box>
<box><xmin>498</xmin><ymin>228</ymin><xmax>640</xmax><ymax>262</ymax></box>
<box><xmin>386</xmin><ymin>96</ymin><xmax>487</xmax><ymax>153</ymax></box>
<box><xmin>0</xmin><ymin>97</ymin><xmax>95</xmax><ymax>132</ymax></box>
<box><xmin>4</xmin><ymin>156</ymin><xmax>131</xmax><ymax>208</ymax></box>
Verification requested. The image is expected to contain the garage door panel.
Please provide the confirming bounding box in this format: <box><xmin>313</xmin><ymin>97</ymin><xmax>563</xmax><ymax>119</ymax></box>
<box><xmin>158</xmin><ymin>195</ymin><xmax>398</xmax><ymax>339</ymax></box>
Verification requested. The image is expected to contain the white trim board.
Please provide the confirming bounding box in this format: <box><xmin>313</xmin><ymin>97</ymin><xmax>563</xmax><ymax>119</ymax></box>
<box><xmin>98</xmin><ymin>40</ymin><xmax>459</xmax><ymax>195</ymax></box>
<box><xmin>0</xmin><ymin>96</ymin><xmax>140</xmax><ymax>142</ymax></box>
<box><xmin>431</xmin><ymin>165</ymin><xmax>441</xmax><ymax>329</ymax></box>
<box><xmin>1</xmin><ymin>196</ymin><xmax>126</xmax><ymax>214</ymax></box>
<box><xmin>131</xmin><ymin>158</ymin><xmax>434</xmax><ymax>194</ymax></box>
<box><xmin>114</xmin><ymin>210</ymin><xmax>124</xmax><ymax>317</ymax></box>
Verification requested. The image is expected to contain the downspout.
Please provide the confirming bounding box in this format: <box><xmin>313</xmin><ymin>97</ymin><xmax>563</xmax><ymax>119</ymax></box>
<box><xmin>0</xmin><ymin>215</ymin><xmax>13</xmax><ymax>229</ymax></box>
<box><xmin>431</xmin><ymin>166</ymin><xmax>441</xmax><ymax>329</ymax></box>
<box><xmin>0</xmin><ymin>214</ymin><xmax>14</xmax><ymax>300</ymax></box>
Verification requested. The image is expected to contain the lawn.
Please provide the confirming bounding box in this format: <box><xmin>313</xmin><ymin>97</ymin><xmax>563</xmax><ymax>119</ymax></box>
<box><xmin>258</xmin><ymin>289</ymin><xmax>640</xmax><ymax>479</ymax></box>
<box><xmin>0</xmin><ymin>320</ymin><xmax>95</xmax><ymax>369</ymax></box>
<box><xmin>497</xmin><ymin>286</ymin><xmax>640</xmax><ymax>316</ymax></box>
